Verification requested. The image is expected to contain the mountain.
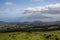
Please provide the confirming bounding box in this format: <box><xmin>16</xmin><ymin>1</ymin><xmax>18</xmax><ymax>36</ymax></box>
<box><xmin>0</xmin><ymin>21</ymin><xmax>59</xmax><ymax>24</ymax></box>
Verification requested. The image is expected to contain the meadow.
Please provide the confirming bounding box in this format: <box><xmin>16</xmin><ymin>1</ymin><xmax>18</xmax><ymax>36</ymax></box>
<box><xmin>0</xmin><ymin>31</ymin><xmax>60</xmax><ymax>40</ymax></box>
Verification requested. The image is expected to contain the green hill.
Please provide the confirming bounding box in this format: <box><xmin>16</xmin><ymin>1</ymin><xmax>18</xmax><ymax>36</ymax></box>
<box><xmin>0</xmin><ymin>31</ymin><xmax>60</xmax><ymax>40</ymax></box>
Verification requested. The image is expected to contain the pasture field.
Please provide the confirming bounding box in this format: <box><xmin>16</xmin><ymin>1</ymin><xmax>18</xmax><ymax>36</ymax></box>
<box><xmin>0</xmin><ymin>31</ymin><xmax>60</xmax><ymax>40</ymax></box>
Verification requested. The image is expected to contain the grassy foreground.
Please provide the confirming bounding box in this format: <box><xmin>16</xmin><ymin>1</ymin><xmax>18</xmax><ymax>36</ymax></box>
<box><xmin>0</xmin><ymin>31</ymin><xmax>60</xmax><ymax>40</ymax></box>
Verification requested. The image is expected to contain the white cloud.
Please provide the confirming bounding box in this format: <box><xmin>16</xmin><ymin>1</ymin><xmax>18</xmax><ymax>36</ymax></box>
<box><xmin>5</xmin><ymin>2</ymin><xmax>14</xmax><ymax>6</ymax></box>
<box><xmin>25</xmin><ymin>3</ymin><xmax>60</xmax><ymax>12</ymax></box>
<box><xmin>23</xmin><ymin>3</ymin><xmax>60</xmax><ymax>22</ymax></box>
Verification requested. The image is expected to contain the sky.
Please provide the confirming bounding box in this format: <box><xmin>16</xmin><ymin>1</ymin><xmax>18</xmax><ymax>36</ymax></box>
<box><xmin>0</xmin><ymin>0</ymin><xmax>60</xmax><ymax>22</ymax></box>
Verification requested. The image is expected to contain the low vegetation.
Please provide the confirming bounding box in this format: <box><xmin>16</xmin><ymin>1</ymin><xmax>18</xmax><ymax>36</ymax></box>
<box><xmin>0</xmin><ymin>31</ymin><xmax>60</xmax><ymax>40</ymax></box>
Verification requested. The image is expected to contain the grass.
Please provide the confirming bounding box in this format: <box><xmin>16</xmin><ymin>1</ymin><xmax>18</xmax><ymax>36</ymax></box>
<box><xmin>0</xmin><ymin>31</ymin><xmax>60</xmax><ymax>40</ymax></box>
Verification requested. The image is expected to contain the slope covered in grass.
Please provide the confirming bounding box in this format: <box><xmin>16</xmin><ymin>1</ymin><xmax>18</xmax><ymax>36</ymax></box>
<box><xmin>0</xmin><ymin>31</ymin><xmax>60</xmax><ymax>40</ymax></box>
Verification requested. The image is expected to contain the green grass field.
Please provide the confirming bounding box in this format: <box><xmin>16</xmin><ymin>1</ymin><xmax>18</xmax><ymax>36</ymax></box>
<box><xmin>0</xmin><ymin>31</ymin><xmax>60</xmax><ymax>40</ymax></box>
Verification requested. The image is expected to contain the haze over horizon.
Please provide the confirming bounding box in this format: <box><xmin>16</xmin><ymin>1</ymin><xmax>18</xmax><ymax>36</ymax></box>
<box><xmin>0</xmin><ymin>0</ymin><xmax>60</xmax><ymax>22</ymax></box>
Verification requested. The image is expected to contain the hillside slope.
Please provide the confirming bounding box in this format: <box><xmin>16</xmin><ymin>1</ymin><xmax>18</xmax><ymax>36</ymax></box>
<box><xmin>0</xmin><ymin>31</ymin><xmax>60</xmax><ymax>40</ymax></box>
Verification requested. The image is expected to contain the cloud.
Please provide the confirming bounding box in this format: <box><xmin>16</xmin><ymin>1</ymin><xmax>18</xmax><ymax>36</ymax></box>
<box><xmin>25</xmin><ymin>3</ymin><xmax>60</xmax><ymax>12</ymax></box>
<box><xmin>5</xmin><ymin>2</ymin><xmax>14</xmax><ymax>6</ymax></box>
<box><xmin>23</xmin><ymin>3</ymin><xmax>60</xmax><ymax>22</ymax></box>
<box><xmin>0</xmin><ymin>3</ymin><xmax>60</xmax><ymax>22</ymax></box>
